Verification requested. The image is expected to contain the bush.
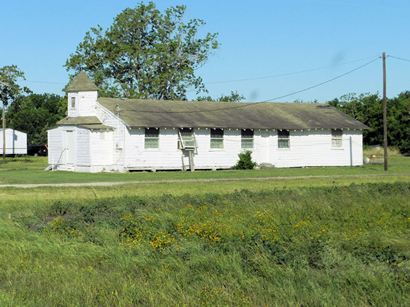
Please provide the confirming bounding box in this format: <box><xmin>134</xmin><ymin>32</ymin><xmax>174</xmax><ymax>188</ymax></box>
<box><xmin>233</xmin><ymin>151</ymin><xmax>257</xmax><ymax>170</ymax></box>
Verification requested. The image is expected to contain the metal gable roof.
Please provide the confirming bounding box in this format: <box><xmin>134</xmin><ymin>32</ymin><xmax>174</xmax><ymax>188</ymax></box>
<box><xmin>98</xmin><ymin>98</ymin><xmax>368</xmax><ymax>130</ymax></box>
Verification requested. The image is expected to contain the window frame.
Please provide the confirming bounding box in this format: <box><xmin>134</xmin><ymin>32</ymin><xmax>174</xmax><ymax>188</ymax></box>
<box><xmin>210</xmin><ymin>128</ymin><xmax>224</xmax><ymax>150</ymax></box>
<box><xmin>241</xmin><ymin>129</ymin><xmax>254</xmax><ymax>149</ymax></box>
<box><xmin>331</xmin><ymin>129</ymin><xmax>343</xmax><ymax>148</ymax></box>
<box><xmin>278</xmin><ymin>130</ymin><xmax>290</xmax><ymax>149</ymax></box>
<box><xmin>144</xmin><ymin>127</ymin><xmax>160</xmax><ymax>149</ymax></box>
<box><xmin>70</xmin><ymin>97</ymin><xmax>76</xmax><ymax>109</ymax></box>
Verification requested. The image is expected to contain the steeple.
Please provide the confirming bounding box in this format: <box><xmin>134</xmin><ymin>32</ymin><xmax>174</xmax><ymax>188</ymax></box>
<box><xmin>66</xmin><ymin>71</ymin><xmax>99</xmax><ymax>117</ymax></box>
<box><xmin>65</xmin><ymin>71</ymin><xmax>98</xmax><ymax>92</ymax></box>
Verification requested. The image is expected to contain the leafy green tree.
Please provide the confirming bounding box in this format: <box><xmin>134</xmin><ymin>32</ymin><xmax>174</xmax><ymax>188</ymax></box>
<box><xmin>196</xmin><ymin>91</ymin><xmax>245</xmax><ymax>102</ymax></box>
<box><xmin>0</xmin><ymin>65</ymin><xmax>28</xmax><ymax>105</ymax></box>
<box><xmin>65</xmin><ymin>2</ymin><xmax>218</xmax><ymax>100</ymax></box>
<box><xmin>328</xmin><ymin>92</ymin><xmax>410</xmax><ymax>154</ymax></box>
<box><xmin>6</xmin><ymin>94</ymin><xmax>66</xmax><ymax>145</ymax></box>
<box><xmin>387</xmin><ymin>91</ymin><xmax>410</xmax><ymax>154</ymax></box>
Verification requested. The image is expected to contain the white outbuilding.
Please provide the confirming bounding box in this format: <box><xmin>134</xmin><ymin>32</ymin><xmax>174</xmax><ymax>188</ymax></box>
<box><xmin>48</xmin><ymin>72</ymin><xmax>368</xmax><ymax>172</ymax></box>
<box><xmin>0</xmin><ymin>129</ymin><xmax>27</xmax><ymax>155</ymax></box>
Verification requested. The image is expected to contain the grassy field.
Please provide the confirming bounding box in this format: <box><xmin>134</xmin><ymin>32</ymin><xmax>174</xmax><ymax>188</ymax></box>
<box><xmin>0</xmin><ymin>153</ymin><xmax>406</xmax><ymax>203</ymax></box>
<box><xmin>0</xmin><ymin>152</ymin><xmax>409</xmax><ymax>185</ymax></box>
<box><xmin>0</xmin><ymin>183</ymin><xmax>409</xmax><ymax>306</ymax></box>
<box><xmin>0</xmin><ymin>151</ymin><xmax>409</xmax><ymax>305</ymax></box>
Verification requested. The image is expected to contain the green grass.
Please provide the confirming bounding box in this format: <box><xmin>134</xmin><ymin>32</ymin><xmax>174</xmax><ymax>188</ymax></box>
<box><xmin>0</xmin><ymin>174</ymin><xmax>409</xmax><ymax>204</ymax></box>
<box><xmin>0</xmin><ymin>151</ymin><xmax>409</xmax><ymax>305</ymax></box>
<box><xmin>0</xmin><ymin>153</ymin><xmax>409</xmax><ymax>185</ymax></box>
<box><xmin>1</xmin><ymin>183</ymin><xmax>409</xmax><ymax>306</ymax></box>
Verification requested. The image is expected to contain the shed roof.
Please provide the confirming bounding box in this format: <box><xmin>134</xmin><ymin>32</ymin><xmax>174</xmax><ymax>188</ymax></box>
<box><xmin>78</xmin><ymin>124</ymin><xmax>113</xmax><ymax>130</ymax></box>
<box><xmin>98</xmin><ymin>98</ymin><xmax>368</xmax><ymax>130</ymax></box>
<box><xmin>57</xmin><ymin>116</ymin><xmax>101</xmax><ymax>126</ymax></box>
<box><xmin>56</xmin><ymin>116</ymin><xmax>112</xmax><ymax>130</ymax></box>
<box><xmin>65</xmin><ymin>71</ymin><xmax>98</xmax><ymax>92</ymax></box>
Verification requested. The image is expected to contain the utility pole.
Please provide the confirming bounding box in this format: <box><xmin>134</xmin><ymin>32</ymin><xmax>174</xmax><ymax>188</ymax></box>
<box><xmin>0</xmin><ymin>80</ymin><xmax>8</xmax><ymax>161</ymax></box>
<box><xmin>382</xmin><ymin>52</ymin><xmax>388</xmax><ymax>171</ymax></box>
<box><xmin>0</xmin><ymin>81</ymin><xmax>10</xmax><ymax>162</ymax></box>
<box><xmin>2</xmin><ymin>105</ymin><xmax>5</xmax><ymax>160</ymax></box>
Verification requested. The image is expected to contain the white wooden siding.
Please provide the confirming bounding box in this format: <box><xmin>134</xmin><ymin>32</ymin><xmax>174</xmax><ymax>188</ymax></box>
<box><xmin>90</xmin><ymin>131</ymin><xmax>114</xmax><ymax>168</ymax></box>
<box><xmin>48</xmin><ymin>127</ymin><xmax>64</xmax><ymax>166</ymax></box>
<box><xmin>121</xmin><ymin>128</ymin><xmax>363</xmax><ymax>170</ymax></box>
<box><xmin>67</xmin><ymin>91</ymin><xmax>98</xmax><ymax>117</ymax></box>
<box><xmin>95</xmin><ymin>103</ymin><xmax>125</xmax><ymax>166</ymax></box>
<box><xmin>76</xmin><ymin>129</ymin><xmax>90</xmax><ymax>166</ymax></box>
<box><xmin>273</xmin><ymin>130</ymin><xmax>363</xmax><ymax>167</ymax></box>
<box><xmin>124</xmin><ymin>128</ymin><xmax>181</xmax><ymax>169</ymax></box>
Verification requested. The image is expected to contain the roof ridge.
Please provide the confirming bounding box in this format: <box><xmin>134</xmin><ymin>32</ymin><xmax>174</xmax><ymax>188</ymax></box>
<box><xmin>97</xmin><ymin>97</ymin><xmax>327</xmax><ymax>106</ymax></box>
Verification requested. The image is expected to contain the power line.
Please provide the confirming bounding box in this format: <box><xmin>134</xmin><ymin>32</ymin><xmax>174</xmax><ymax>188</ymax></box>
<box><xmin>203</xmin><ymin>56</ymin><xmax>378</xmax><ymax>85</ymax></box>
<box><xmin>23</xmin><ymin>80</ymin><xmax>65</xmax><ymax>85</ymax></box>
<box><xmin>19</xmin><ymin>56</ymin><xmax>377</xmax><ymax>88</ymax></box>
<box><xmin>389</xmin><ymin>55</ymin><xmax>410</xmax><ymax>63</ymax></box>
<box><xmin>257</xmin><ymin>57</ymin><xmax>379</xmax><ymax>102</ymax></box>
<box><xmin>130</xmin><ymin>57</ymin><xmax>380</xmax><ymax>114</ymax></box>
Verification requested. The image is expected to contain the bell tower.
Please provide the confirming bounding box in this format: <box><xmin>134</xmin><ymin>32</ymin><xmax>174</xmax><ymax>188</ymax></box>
<box><xmin>65</xmin><ymin>71</ymin><xmax>99</xmax><ymax>117</ymax></box>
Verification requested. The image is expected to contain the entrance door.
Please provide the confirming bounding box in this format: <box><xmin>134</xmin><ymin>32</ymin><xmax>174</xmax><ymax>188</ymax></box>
<box><xmin>65</xmin><ymin>130</ymin><xmax>75</xmax><ymax>164</ymax></box>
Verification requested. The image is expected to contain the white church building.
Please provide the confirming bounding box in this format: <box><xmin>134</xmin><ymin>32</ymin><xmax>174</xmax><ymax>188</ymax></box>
<box><xmin>48</xmin><ymin>72</ymin><xmax>367</xmax><ymax>172</ymax></box>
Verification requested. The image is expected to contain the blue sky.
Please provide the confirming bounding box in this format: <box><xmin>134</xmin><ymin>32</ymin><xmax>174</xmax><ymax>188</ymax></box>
<box><xmin>1</xmin><ymin>0</ymin><xmax>409</xmax><ymax>102</ymax></box>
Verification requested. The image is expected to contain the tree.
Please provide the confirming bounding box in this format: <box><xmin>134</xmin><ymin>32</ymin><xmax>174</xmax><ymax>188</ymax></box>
<box><xmin>0</xmin><ymin>65</ymin><xmax>29</xmax><ymax>158</ymax></box>
<box><xmin>387</xmin><ymin>91</ymin><xmax>410</xmax><ymax>154</ymax></box>
<box><xmin>65</xmin><ymin>2</ymin><xmax>218</xmax><ymax>100</ymax></box>
<box><xmin>196</xmin><ymin>91</ymin><xmax>245</xmax><ymax>102</ymax></box>
<box><xmin>6</xmin><ymin>94</ymin><xmax>66</xmax><ymax>145</ymax></box>
<box><xmin>0</xmin><ymin>65</ymin><xmax>28</xmax><ymax>108</ymax></box>
<box><xmin>328</xmin><ymin>92</ymin><xmax>410</xmax><ymax>154</ymax></box>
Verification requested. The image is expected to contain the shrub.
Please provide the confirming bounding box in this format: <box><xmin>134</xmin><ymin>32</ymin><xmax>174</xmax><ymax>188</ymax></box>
<box><xmin>233</xmin><ymin>151</ymin><xmax>257</xmax><ymax>170</ymax></box>
<box><xmin>118</xmin><ymin>213</ymin><xmax>144</xmax><ymax>245</ymax></box>
<box><xmin>150</xmin><ymin>231</ymin><xmax>176</xmax><ymax>250</ymax></box>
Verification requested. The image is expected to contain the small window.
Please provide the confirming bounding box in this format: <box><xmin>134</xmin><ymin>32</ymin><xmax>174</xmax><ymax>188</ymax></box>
<box><xmin>241</xmin><ymin>129</ymin><xmax>254</xmax><ymax>149</ymax></box>
<box><xmin>278</xmin><ymin>130</ymin><xmax>290</xmax><ymax>149</ymax></box>
<box><xmin>71</xmin><ymin>97</ymin><xmax>76</xmax><ymax>109</ymax></box>
<box><xmin>331</xmin><ymin>129</ymin><xmax>343</xmax><ymax>148</ymax></box>
<box><xmin>210</xmin><ymin>128</ymin><xmax>224</xmax><ymax>149</ymax></box>
<box><xmin>179</xmin><ymin>128</ymin><xmax>195</xmax><ymax>148</ymax></box>
<box><xmin>145</xmin><ymin>128</ymin><xmax>159</xmax><ymax>149</ymax></box>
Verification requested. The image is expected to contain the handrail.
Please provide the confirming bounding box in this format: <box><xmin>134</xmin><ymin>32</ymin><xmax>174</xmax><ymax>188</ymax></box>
<box><xmin>52</xmin><ymin>147</ymin><xmax>68</xmax><ymax>170</ymax></box>
<box><xmin>178</xmin><ymin>130</ymin><xmax>197</xmax><ymax>150</ymax></box>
